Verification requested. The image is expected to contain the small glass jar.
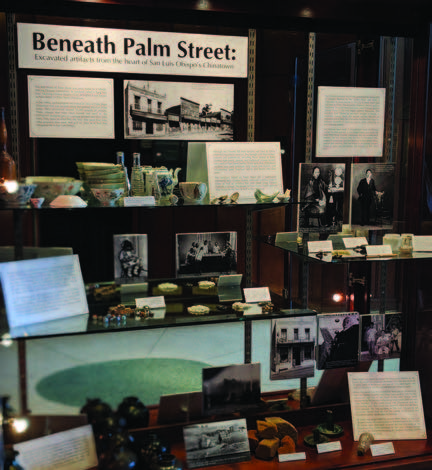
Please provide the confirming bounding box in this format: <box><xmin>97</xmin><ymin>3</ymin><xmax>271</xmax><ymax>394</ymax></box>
<box><xmin>399</xmin><ymin>233</ymin><xmax>414</xmax><ymax>255</ymax></box>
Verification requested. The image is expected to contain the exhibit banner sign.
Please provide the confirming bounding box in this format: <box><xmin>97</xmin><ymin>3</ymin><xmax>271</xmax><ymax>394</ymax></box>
<box><xmin>17</xmin><ymin>23</ymin><xmax>249</xmax><ymax>78</ymax></box>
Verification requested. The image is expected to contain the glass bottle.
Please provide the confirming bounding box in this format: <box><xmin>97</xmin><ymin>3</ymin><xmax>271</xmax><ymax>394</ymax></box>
<box><xmin>130</xmin><ymin>152</ymin><xmax>145</xmax><ymax>196</ymax></box>
<box><xmin>0</xmin><ymin>107</ymin><xmax>17</xmax><ymax>181</ymax></box>
<box><xmin>116</xmin><ymin>151</ymin><xmax>130</xmax><ymax>197</ymax></box>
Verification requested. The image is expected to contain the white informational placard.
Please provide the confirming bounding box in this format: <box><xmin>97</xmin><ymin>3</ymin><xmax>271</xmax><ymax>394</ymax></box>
<box><xmin>124</xmin><ymin>196</ymin><xmax>156</xmax><ymax>206</ymax></box>
<box><xmin>366</xmin><ymin>245</ymin><xmax>393</xmax><ymax>257</ymax></box>
<box><xmin>343</xmin><ymin>237</ymin><xmax>368</xmax><ymax>248</ymax></box>
<box><xmin>14</xmin><ymin>424</ymin><xmax>98</xmax><ymax>470</ymax></box>
<box><xmin>370</xmin><ymin>442</ymin><xmax>395</xmax><ymax>457</ymax></box>
<box><xmin>186</xmin><ymin>142</ymin><xmax>283</xmax><ymax>203</ymax></box>
<box><xmin>348</xmin><ymin>371</ymin><xmax>427</xmax><ymax>440</ymax></box>
<box><xmin>18</xmin><ymin>23</ymin><xmax>248</xmax><ymax>78</ymax></box>
<box><xmin>307</xmin><ymin>240</ymin><xmax>333</xmax><ymax>253</ymax></box>
<box><xmin>136</xmin><ymin>296</ymin><xmax>166</xmax><ymax>309</ymax></box>
<box><xmin>28</xmin><ymin>75</ymin><xmax>114</xmax><ymax>138</ymax></box>
<box><xmin>243</xmin><ymin>286</ymin><xmax>271</xmax><ymax>303</ymax></box>
<box><xmin>0</xmin><ymin>255</ymin><xmax>88</xmax><ymax>329</ymax></box>
<box><xmin>316</xmin><ymin>86</ymin><xmax>385</xmax><ymax>157</ymax></box>
<box><xmin>278</xmin><ymin>452</ymin><xmax>306</xmax><ymax>462</ymax></box>
<box><xmin>413</xmin><ymin>235</ymin><xmax>432</xmax><ymax>252</ymax></box>
<box><xmin>317</xmin><ymin>441</ymin><xmax>342</xmax><ymax>454</ymax></box>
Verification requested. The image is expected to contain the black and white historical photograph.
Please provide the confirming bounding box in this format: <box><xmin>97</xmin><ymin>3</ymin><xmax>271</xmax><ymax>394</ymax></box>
<box><xmin>270</xmin><ymin>316</ymin><xmax>316</xmax><ymax>380</ymax></box>
<box><xmin>176</xmin><ymin>231</ymin><xmax>237</xmax><ymax>278</ymax></box>
<box><xmin>298</xmin><ymin>163</ymin><xmax>346</xmax><ymax>233</ymax></box>
<box><xmin>183</xmin><ymin>418</ymin><xmax>250</xmax><ymax>469</ymax></box>
<box><xmin>124</xmin><ymin>80</ymin><xmax>234</xmax><ymax>140</ymax></box>
<box><xmin>350</xmin><ymin>163</ymin><xmax>395</xmax><ymax>228</ymax></box>
<box><xmin>316</xmin><ymin>312</ymin><xmax>360</xmax><ymax>370</ymax></box>
<box><xmin>202</xmin><ymin>363</ymin><xmax>261</xmax><ymax>416</ymax></box>
<box><xmin>113</xmin><ymin>234</ymin><xmax>148</xmax><ymax>282</ymax></box>
<box><xmin>360</xmin><ymin>312</ymin><xmax>402</xmax><ymax>361</ymax></box>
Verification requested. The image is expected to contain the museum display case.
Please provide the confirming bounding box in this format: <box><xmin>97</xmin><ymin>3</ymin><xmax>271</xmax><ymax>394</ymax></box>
<box><xmin>1</xmin><ymin>0</ymin><xmax>432</xmax><ymax>468</ymax></box>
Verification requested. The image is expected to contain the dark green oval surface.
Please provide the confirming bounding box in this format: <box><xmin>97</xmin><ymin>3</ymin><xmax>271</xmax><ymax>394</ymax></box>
<box><xmin>36</xmin><ymin>358</ymin><xmax>210</xmax><ymax>407</ymax></box>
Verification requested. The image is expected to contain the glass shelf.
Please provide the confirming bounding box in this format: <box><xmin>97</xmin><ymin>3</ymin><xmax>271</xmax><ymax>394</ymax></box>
<box><xmin>0</xmin><ymin>200</ymin><xmax>299</xmax><ymax>212</ymax></box>
<box><xmin>271</xmin><ymin>239</ymin><xmax>432</xmax><ymax>263</ymax></box>
<box><xmin>0</xmin><ymin>278</ymin><xmax>315</xmax><ymax>340</ymax></box>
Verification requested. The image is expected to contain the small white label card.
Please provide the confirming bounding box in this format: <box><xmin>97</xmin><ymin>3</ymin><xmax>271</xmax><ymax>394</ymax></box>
<box><xmin>413</xmin><ymin>235</ymin><xmax>432</xmax><ymax>252</ymax></box>
<box><xmin>317</xmin><ymin>441</ymin><xmax>342</xmax><ymax>454</ymax></box>
<box><xmin>370</xmin><ymin>442</ymin><xmax>395</xmax><ymax>457</ymax></box>
<box><xmin>14</xmin><ymin>424</ymin><xmax>98</xmax><ymax>470</ymax></box>
<box><xmin>278</xmin><ymin>452</ymin><xmax>306</xmax><ymax>462</ymax></box>
<box><xmin>151</xmin><ymin>308</ymin><xmax>166</xmax><ymax>319</ymax></box>
<box><xmin>136</xmin><ymin>295</ymin><xmax>165</xmax><ymax>309</ymax></box>
<box><xmin>307</xmin><ymin>240</ymin><xmax>333</xmax><ymax>253</ymax></box>
<box><xmin>366</xmin><ymin>245</ymin><xmax>393</xmax><ymax>257</ymax></box>
<box><xmin>243</xmin><ymin>286</ymin><xmax>271</xmax><ymax>303</ymax></box>
<box><xmin>124</xmin><ymin>196</ymin><xmax>156</xmax><ymax>206</ymax></box>
<box><xmin>218</xmin><ymin>274</ymin><xmax>242</xmax><ymax>287</ymax></box>
<box><xmin>343</xmin><ymin>237</ymin><xmax>368</xmax><ymax>248</ymax></box>
<box><xmin>242</xmin><ymin>303</ymin><xmax>264</xmax><ymax>316</ymax></box>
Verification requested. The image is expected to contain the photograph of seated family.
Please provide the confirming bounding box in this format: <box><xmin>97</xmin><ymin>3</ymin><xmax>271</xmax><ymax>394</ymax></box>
<box><xmin>176</xmin><ymin>231</ymin><xmax>237</xmax><ymax>277</ymax></box>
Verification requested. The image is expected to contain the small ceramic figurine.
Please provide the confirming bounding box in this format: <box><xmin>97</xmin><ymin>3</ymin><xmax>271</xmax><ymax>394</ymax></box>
<box><xmin>276</xmin><ymin>189</ymin><xmax>291</xmax><ymax>203</ymax></box>
<box><xmin>211</xmin><ymin>195</ymin><xmax>228</xmax><ymax>204</ymax></box>
<box><xmin>254</xmin><ymin>188</ymin><xmax>279</xmax><ymax>203</ymax></box>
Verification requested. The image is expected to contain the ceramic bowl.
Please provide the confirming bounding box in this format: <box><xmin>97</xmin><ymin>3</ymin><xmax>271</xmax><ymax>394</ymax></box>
<box><xmin>0</xmin><ymin>183</ymin><xmax>37</xmax><ymax>207</ymax></box>
<box><xmin>91</xmin><ymin>188</ymin><xmax>124</xmax><ymax>207</ymax></box>
<box><xmin>24</xmin><ymin>176</ymin><xmax>83</xmax><ymax>204</ymax></box>
<box><xmin>180</xmin><ymin>182</ymin><xmax>207</xmax><ymax>204</ymax></box>
<box><xmin>50</xmin><ymin>195</ymin><xmax>88</xmax><ymax>208</ymax></box>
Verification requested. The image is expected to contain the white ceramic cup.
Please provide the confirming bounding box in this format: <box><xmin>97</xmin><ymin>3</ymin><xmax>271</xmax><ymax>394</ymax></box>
<box><xmin>179</xmin><ymin>182</ymin><xmax>207</xmax><ymax>204</ymax></box>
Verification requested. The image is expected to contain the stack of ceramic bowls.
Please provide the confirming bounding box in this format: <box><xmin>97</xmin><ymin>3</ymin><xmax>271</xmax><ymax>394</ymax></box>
<box><xmin>76</xmin><ymin>162</ymin><xmax>128</xmax><ymax>205</ymax></box>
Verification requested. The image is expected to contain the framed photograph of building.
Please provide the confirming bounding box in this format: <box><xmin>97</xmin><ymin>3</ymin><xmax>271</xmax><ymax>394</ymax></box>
<box><xmin>176</xmin><ymin>231</ymin><xmax>237</xmax><ymax>278</ymax></box>
<box><xmin>298</xmin><ymin>163</ymin><xmax>346</xmax><ymax>233</ymax></box>
<box><xmin>183</xmin><ymin>419</ymin><xmax>250</xmax><ymax>469</ymax></box>
<box><xmin>113</xmin><ymin>234</ymin><xmax>148</xmax><ymax>282</ymax></box>
<box><xmin>316</xmin><ymin>312</ymin><xmax>360</xmax><ymax>370</ymax></box>
<box><xmin>270</xmin><ymin>316</ymin><xmax>316</xmax><ymax>380</ymax></box>
<box><xmin>359</xmin><ymin>312</ymin><xmax>402</xmax><ymax>361</ymax></box>
<box><xmin>202</xmin><ymin>363</ymin><xmax>261</xmax><ymax>416</ymax></box>
<box><xmin>124</xmin><ymin>80</ymin><xmax>234</xmax><ymax>141</ymax></box>
<box><xmin>350</xmin><ymin>163</ymin><xmax>396</xmax><ymax>228</ymax></box>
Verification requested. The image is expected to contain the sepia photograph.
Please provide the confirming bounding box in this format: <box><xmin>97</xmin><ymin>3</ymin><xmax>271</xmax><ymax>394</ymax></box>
<box><xmin>113</xmin><ymin>234</ymin><xmax>148</xmax><ymax>282</ymax></box>
<box><xmin>350</xmin><ymin>163</ymin><xmax>395</xmax><ymax>228</ymax></box>
<box><xmin>270</xmin><ymin>316</ymin><xmax>316</xmax><ymax>380</ymax></box>
<box><xmin>298</xmin><ymin>163</ymin><xmax>346</xmax><ymax>233</ymax></box>
<box><xmin>183</xmin><ymin>419</ymin><xmax>250</xmax><ymax>469</ymax></box>
<box><xmin>176</xmin><ymin>231</ymin><xmax>237</xmax><ymax>278</ymax></box>
<box><xmin>359</xmin><ymin>312</ymin><xmax>402</xmax><ymax>361</ymax></box>
<box><xmin>316</xmin><ymin>312</ymin><xmax>360</xmax><ymax>370</ymax></box>
<box><xmin>124</xmin><ymin>80</ymin><xmax>234</xmax><ymax>140</ymax></box>
<box><xmin>202</xmin><ymin>363</ymin><xmax>261</xmax><ymax>416</ymax></box>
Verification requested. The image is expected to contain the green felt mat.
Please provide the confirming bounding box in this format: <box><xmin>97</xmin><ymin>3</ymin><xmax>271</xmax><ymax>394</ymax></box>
<box><xmin>36</xmin><ymin>358</ymin><xmax>210</xmax><ymax>408</ymax></box>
